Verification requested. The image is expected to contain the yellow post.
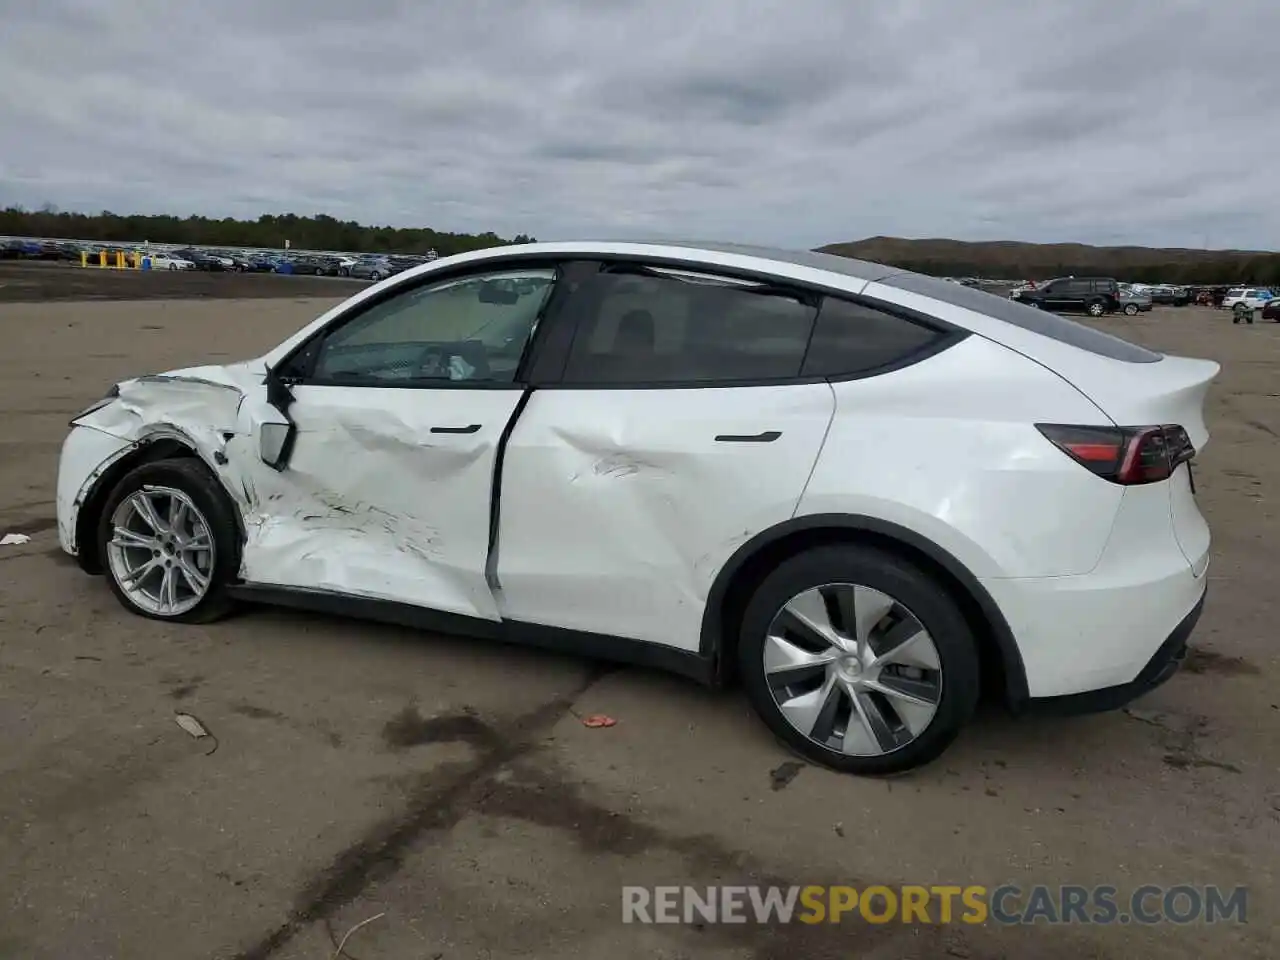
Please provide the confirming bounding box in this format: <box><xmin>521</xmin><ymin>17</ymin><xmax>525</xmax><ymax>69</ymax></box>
<box><xmin>98</xmin><ymin>250</ymin><xmax>107</xmax><ymax>268</ymax></box>
<box><xmin>116</xmin><ymin>250</ymin><xmax>125</xmax><ymax>269</ymax></box>
<box><xmin>80</xmin><ymin>251</ymin><xmax>87</xmax><ymax>268</ymax></box>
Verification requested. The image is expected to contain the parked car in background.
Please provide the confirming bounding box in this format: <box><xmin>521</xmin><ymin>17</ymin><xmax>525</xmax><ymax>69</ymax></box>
<box><xmin>1140</xmin><ymin>285</ymin><xmax>1191</xmax><ymax>307</ymax></box>
<box><xmin>1010</xmin><ymin>277</ymin><xmax>1120</xmax><ymax>316</ymax></box>
<box><xmin>172</xmin><ymin>249</ymin><xmax>227</xmax><ymax>272</ymax></box>
<box><xmin>147</xmin><ymin>253</ymin><xmax>195</xmax><ymax>271</ymax></box>
<box><xmin>1222</xmin><ymin>287</ymin><xmax>1275</xmax><ymax>321</ymax></box>
<box><xmin>288</xmin><ymin>255</ymin><xmax>343</xmax><ymax>276</ymax></box>
<box><xmin>55</xmin><ymin>241</ymin><xmax>1217</xmax><ymax>775</ymax></box>
<box><xmin>1261</xmin><ymin>299</ymin><xmax>1280</xmax><ymax>322</ymax></box>
<box><xmin>246</xmin><ymin>254</ymin><xmax>282</xmax><ymax>272</ymax></box>
<box><xmin>349</xmin><ymin>257</ymin><xmax>394</xmax><ymax>281</ymax></box>
<box><xmin>1118</xmin><ymin>289</ymin><xmax>1153</xmax><ymax>315</ymax></box>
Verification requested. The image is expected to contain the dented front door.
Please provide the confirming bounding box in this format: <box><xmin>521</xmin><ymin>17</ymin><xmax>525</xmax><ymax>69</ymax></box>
<box><xmin>240</xmin><ymin>383</ymin><xmax>522</xmax><ymax>620</ymax></box>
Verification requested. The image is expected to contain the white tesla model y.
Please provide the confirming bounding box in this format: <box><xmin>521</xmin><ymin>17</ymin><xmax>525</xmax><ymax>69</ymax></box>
<box><xmin>55</xmin><ymin>242</ymin><xmax>1216</xmax><ymax>774</ymax></box>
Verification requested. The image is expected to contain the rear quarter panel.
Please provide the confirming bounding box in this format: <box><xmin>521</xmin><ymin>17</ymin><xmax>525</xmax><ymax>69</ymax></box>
<box><xmin>798</xmin><ymin>336</ymin><xmax>1124</xmax><ymax>578</ymax></box>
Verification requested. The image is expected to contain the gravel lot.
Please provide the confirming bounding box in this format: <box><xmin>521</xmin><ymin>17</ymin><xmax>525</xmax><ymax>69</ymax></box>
<box><xmin>1</xmin><ymin>264</ymin><xmax>1276</xmax><ymax>959</ymax></box>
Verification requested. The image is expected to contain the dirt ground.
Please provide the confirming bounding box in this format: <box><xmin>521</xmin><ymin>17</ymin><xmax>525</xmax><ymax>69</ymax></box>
<box><xmin>1</xmin><ymin>265</ymin><xmax>1277</xmax><ymax>959</ymax></box>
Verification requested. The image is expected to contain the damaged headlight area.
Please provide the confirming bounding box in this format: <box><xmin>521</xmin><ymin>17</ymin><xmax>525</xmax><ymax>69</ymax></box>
<box><xmin>69</xmin><ymin>384</ymin><xmax>121</xmax><ymax>425</ymax></box>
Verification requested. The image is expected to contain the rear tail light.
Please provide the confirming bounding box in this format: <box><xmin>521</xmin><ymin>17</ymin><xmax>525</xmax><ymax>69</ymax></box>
<box><xmin>1036</xmin><ymin>423</ymin><xmax>1195</xmax><ymax>485</ymax></box>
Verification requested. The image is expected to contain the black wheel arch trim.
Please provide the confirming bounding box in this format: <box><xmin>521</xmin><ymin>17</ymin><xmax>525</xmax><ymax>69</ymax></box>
<box><xmin>697</xmin><ymin>512</ymin><xmax>1030</xmax><ymax>706</ymax></box>
<box><xmin>73</xmin><ymin>434</ymin><xmax>248</xmax><ymax>574</ymax></box>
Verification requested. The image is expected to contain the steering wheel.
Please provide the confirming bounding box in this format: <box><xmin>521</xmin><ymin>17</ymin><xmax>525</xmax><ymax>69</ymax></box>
<box><xmin>416</xmin><ymin>344</ymin><xmax>451</xmax><ymax>379</ymax></box>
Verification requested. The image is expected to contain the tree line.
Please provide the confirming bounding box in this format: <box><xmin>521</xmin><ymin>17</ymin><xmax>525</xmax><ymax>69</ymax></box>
<box><xmin>7</xmin><ymin>205</ymin><xmax>1278</xmax><ymax>285</ymax></box>
<box><xmin>0</xmin><ymin>206</ymin><xmax>534</xmax><ymax>257</ymax></box>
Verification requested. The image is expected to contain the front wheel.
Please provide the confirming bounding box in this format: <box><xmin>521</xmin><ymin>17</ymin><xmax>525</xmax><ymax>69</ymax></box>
<box><xmin>97</xmin><ymin>458</ymin><xmax>240</xmax><ymax>623</ymax></box>
<box><xmin>1123</xmin><ymin>303</ymin><xmax>1139</xmax><ymax>316</ymax></box>
<box><xmin>369</xmin><ymin>271</ymin><xmax>381</xmax><ymax>282</ymax></box>
<box><xmin>738</xmin><ymin>544</ymin><xmax>980</xmax><ymax>775</ymax></box>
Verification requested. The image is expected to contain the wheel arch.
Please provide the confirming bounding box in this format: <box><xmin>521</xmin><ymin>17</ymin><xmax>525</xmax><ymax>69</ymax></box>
<box><xmin>698</xmin><ymin>513</ymin><xmax>1029</xmax><ymax>708</ymax></box>
<box><xmin>74</xmin><ymin>435</ymin><xmax>243</xmax><ymax>574</ymax></box>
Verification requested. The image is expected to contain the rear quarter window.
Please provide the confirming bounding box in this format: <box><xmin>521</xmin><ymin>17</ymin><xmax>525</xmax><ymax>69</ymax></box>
<box><xmin>801</xmin><ymin>297</ymin><xmax>948</xmax><ymax>378</ymax></box>
<box><xmin>880</xmin><ymin>271</ymin><xmax>1162</xmax><ymax>363</ymax></box>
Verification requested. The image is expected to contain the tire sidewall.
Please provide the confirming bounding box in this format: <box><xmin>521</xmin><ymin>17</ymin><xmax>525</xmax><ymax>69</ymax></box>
<box><xmin>97</xmin><ymin>458</ymin><xmax>241</xmax><ymax>623</ymax></box>
<box><xmin>1124</xmin><ymin>304</ymin><xmax>1138</xmax><ymax>315</ymax></box>
<box><xmin>737</xmin><ymin>545</ymin><xmax>981</xmax><ymax>776</ymax></box>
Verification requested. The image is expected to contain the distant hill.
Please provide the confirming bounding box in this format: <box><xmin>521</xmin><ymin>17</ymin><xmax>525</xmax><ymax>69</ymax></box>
<box><xmin>818</xmin><ymin>236</ymin><xmax>1280</xmax><ymax>285</ymax></box>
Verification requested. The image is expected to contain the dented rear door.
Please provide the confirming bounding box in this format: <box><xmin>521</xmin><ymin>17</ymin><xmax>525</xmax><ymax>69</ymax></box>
<box><xmin>494</xmin><ymin>385</ymin><xmax>835</xmax><ymax>648</ymax></box>
<box><xmin>491</xmin><ymin>263</ymin><xmax>835</xmax><ymax>651</ymax></box>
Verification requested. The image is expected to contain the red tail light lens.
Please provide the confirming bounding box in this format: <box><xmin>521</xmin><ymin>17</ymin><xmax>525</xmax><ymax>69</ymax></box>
<box><xmin>1036</xmin><ymin>424</ymin><xmax>1195</xmax><ymax>485</ymax></box>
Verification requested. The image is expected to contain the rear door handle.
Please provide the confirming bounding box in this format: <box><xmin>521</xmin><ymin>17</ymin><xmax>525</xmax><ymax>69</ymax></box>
<box><xmin>714</xmin><ymin>430</ymin><xmax>781</xmax><ymax>443</ymax></box>
<box><xmin>431</xmin><ymin>423</ymin><xmax>482</xmax><ymax>434</ymax></box>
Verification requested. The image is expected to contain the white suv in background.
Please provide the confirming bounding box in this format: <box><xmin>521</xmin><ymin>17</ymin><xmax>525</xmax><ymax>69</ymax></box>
<box><xmin>54</xmin><ymin>242</ymin><xmax>1216</xmax><ymax>774</ymax></box>
<box><xmin>1222</xmin><ymin>287</ymin><xmax>1274</xmax><ymax>321</ymax></box>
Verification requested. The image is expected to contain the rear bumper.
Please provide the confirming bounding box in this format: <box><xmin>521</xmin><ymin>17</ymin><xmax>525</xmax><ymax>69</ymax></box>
<box><xmin>1022</xmin><ymin>588</ymin><xmax>1205</xmax><ymax>716</ymax></box>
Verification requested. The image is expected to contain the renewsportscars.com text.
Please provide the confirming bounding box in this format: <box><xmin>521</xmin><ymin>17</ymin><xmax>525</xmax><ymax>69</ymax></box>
<box><xmin>622</xmin><ymin>884</ymin><xmax>1248</xmax><ymax>926</ymax></box>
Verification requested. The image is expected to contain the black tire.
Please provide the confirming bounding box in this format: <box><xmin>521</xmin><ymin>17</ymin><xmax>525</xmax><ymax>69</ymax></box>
<box><xmin>168</xmin><ymin>263</ymin><xmax>178</xmax><ymax>271</ymax></box>
<box><xmin>1123</xmin><ymin>303</ymin><xmax>1139</xmax><ymax>316</ymax></box>
<box><xmin>737</xmin><ymin>544</ymin><xmax>981</xmax><ymax>776</ymax></box>
<box><xmin>370</xmin><ymin>271</ymin><xmax>381</xmax><ymax>282</ymax></box>
<box><xmin>1086</xmin><ymin>299</ymin><xmax>1106</xmax><ymax>317</ymax></box>
<box><xmin>97</xmin><ymin>458</ymin><xmax>240</xmax><ymax>624</ymax></box>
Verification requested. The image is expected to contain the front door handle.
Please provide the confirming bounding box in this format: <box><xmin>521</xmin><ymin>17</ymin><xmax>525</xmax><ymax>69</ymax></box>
<box><xmin>431</xmin><ymin>423</ymin><xmax>482</xmax><ymax>434</ymax></box>
<box><xmin>714</xmin><ymin>430</ymin><xmax>782</xmax><ymax>443</ymax></box>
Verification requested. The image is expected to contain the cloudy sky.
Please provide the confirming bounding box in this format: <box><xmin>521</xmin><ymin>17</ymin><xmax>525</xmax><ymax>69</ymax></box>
<box><xmin>1</xmin><ymin>0</ymin><xmax>1277</xmax><ymax>249</ymax></box>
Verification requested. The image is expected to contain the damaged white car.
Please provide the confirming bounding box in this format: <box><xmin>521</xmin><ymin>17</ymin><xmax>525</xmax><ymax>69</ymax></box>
<box><xmin>56</xmin><ymin>241</ymin><xmax>1217</xmax><ymax>774</ymax></box>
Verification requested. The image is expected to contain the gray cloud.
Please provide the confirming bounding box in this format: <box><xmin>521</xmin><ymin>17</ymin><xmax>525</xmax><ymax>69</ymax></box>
<box><xmin>1</xmin><ymin>0</ymin><xmax>1277</xmax><ymax>249</ymax></box>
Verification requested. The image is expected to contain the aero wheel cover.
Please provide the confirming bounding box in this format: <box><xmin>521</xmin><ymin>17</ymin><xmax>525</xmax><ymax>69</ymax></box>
<box><xmin>763</xmin><ymin>583</ymin><xmax>943</xmax><ymax>757</ymax></box>
<box><xmin>105</xmin><ymin>485</ymin><xmax>215</xmax><ymax>617</ymax></box>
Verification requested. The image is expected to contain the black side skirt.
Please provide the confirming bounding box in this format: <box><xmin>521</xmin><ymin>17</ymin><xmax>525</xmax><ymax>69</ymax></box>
<box><xmin>227</xmin><ymin>583</ymin><xmax>717</xmax><ymax>686</ymax></box>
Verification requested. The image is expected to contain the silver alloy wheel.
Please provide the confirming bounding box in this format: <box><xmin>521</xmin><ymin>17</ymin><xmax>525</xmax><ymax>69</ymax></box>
<box><xmin>105</xmin><ymin>485</ymin><xmax>215</xmax><ymax>617</ymax></box>
<box><xmin>763</xmin><ymin>583</ymin><xmax>943</xmax><ymax>757</ymax></box>
<box><xmin>1088</xmin><ymin>302</ymin><xmax>1105</xmax><ymax>317</ymax></box>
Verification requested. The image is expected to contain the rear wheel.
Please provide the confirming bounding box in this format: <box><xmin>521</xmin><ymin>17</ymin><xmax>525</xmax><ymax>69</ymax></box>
<box><xmin>1087</xmin><ymin>300</ymin><xmax>1106</xmax><ymax>317</ymax></box>
<box><xmin>738</xmin><ymin>545</ymin><xmax>980</xmax><ymax>775</ymax></box>
<box><xmin>370</xmin><ymin>271</ymin><xmax>382</xmax><ymax>282</ymax></box>
<box><xmin>98</xmin><ymin>458</ymin><xmax>240</xmax><ymax>623</ymax></box>
<box><xmin>1123</xmin><ymin>303</ymin><xmax>1139</xmax><ymax>316</ymax></box>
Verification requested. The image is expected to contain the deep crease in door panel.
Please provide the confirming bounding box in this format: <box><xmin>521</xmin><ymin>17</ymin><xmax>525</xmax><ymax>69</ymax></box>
<box><xmin>73</xmin><ymin>370</ymin><xmax>498</xmax><ymax>614</ymax></box>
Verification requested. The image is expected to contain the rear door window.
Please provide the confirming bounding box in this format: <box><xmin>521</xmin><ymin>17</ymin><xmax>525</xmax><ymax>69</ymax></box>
<box><xmin>559</xmin><ymin>267</ymin><xmax>817</xmax><ymax>385</ymax></box>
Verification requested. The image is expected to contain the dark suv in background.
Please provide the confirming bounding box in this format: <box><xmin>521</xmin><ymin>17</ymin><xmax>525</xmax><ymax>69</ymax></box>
<box><xmin>1011</xmin><ymin>277</ymin><xmax>1120</xmax><ymax>316</ymax></box>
